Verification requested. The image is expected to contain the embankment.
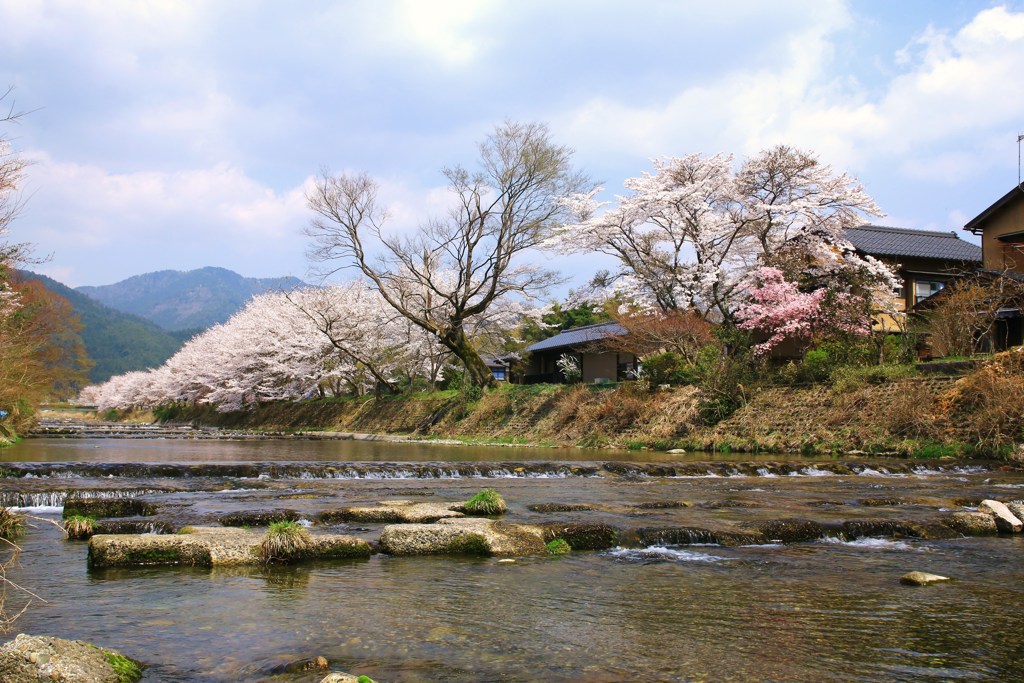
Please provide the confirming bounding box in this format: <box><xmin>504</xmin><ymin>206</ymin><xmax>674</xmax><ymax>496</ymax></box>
<box><xmin>138</xmin><ymin>359</ymin><xmax>1022</xmax><ymax>459</ymax></box>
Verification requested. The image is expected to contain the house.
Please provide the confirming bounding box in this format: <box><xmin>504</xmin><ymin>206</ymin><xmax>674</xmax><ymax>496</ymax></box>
<box><xmin>961</xmin><ymin>184</ymin><xmax>1024</xmax><ymax>348</ymax></box>
<box><xmin>964</xmin><ymin>184</ymin><xmax>1024</xmax><ymax>272</ymax></box>
<box><xmin>523</xmin><ymin>321</ymin><xmax>638</xmax><ymax>384</ymax></box>
<box><xmin>481</xmin><ymin>355</ymin><xmax>512</xmax><ymax>382</ymax></box>
<box><xmin>843</xmin><ymin>225</ymin><xmax>983</xmax><ymax>319</ymax></box>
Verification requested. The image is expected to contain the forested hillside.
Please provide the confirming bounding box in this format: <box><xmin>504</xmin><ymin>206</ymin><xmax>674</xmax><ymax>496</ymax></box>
<box><xmin>22</xmin><ymin>272</ymin><xmax>190</xmax><ymax>383</ymax></box>
<box><xmin>77</xmin><ymin>266</ymin><xmax>306</xmax><ymax>330</ymax></box>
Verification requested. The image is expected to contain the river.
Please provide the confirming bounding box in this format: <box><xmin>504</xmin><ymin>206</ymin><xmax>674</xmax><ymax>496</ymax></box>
<box><xmin>2</xmin><ymin>436</ymin><xmax>1023</xmax><ymax>682</ymax></box>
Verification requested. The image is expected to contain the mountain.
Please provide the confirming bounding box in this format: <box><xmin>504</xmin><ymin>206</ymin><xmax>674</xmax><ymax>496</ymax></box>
<box><xmin>21</xmin><ymin>271</ymin><xmax>190</xmax><ymax>384</ymax></box>
<box><xmin>76</xmin><ymin>266</ymin><xmax>306</xmax><ymax>331</ymax></box>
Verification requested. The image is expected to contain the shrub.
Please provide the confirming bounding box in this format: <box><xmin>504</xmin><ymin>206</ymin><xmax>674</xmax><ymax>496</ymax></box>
<box><xmin>692</xmin><ymin>345</ymin><xmax>754</xmax><ymax>425</ymax></box>
<box><xmin>259</xmin><ymin>521</ymin><xmax>312</xmax><ymax>563</ymax></box>
<box><xmin>64</xmin><ymin>514</ymin><xmax>96</xmax><ymax>540</ymax></box>
<box><xmin>637</xmin><ymin>351</ymin><xmax>693</xmax><ymax>388</ymax></box>
<box><xmin>463</xmin><ymin>489</ymin><xmax>507</xmax><ymax>516</ymax></box>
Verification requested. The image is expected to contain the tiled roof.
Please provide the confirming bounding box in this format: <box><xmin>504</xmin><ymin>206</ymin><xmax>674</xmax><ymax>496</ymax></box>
<box><xmin>525</xmin><ymin>321</ymin><xmax>626</xmax><ymax>353</ymax></box>
<box><xmin>843</xmin><ymin>225</ymin><xmax>981</xmax><ymax>262</ymax></box>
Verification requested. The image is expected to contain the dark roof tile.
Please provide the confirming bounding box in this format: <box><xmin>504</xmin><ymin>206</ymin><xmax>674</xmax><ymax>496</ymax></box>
<box><xmin>525</xmin><ymin>321</ymin><xmax>626</xmax><ymax>353</ymax></box>
<box><xmin>844</xmin><ymin>225</ymin><xmax>981</xmax><ymax>262</ymax></box>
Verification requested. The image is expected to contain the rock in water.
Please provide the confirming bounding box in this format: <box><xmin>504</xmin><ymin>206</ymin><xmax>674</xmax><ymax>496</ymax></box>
<box><xmin>900</xmin><ymin>571</ymin><xmax>952</xmax><ymax>586</ymax></box>
<box><xmin>0</xmin><ymin>633</ymin><xmax>143</xmax><ymax>682</ymax></box>
<box><xmin>943</xmin><ymin>511</ymin><xmax>998</xmax><ymax>536</ymax></box>
<box><xmin>320</xmin><ymin>674</ymin><xmax>368</xmax><ymax>683</ymax></box>
<box><xmin>979</xmin><ymin>500</ymin><xmax>1023</xmax><ymax>533</ymax></box>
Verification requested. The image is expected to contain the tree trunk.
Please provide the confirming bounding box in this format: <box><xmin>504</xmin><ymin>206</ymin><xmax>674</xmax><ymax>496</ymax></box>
<box><xmin>443</xmin><ymin>327</ymin><xmax>496</xmax><ymax>389</ymax></box>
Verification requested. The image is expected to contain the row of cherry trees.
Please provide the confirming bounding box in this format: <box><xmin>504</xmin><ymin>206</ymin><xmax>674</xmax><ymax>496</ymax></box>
<box><xmin>83</xmin><ymin>127</ymin><xmax>899</xmax><ymax>411</ymax></box>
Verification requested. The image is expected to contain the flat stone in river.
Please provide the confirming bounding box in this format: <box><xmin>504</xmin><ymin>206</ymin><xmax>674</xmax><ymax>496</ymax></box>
<box><xmin>87</xmin><ymin>526</ymin><xmax>371</xmax><ymax>568</ymax></box>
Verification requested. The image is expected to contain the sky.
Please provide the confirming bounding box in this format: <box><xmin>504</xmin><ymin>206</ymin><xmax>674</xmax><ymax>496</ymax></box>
<box><xmin>2</xmin><ymin>0</ymin><xmax>1023</xmax><ymax>290</ymax></box>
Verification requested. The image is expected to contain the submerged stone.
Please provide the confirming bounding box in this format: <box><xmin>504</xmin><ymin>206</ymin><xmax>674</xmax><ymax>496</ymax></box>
<box><xmin>978</xmin><ymin>500</ymin><xmax>1023</xmax><ymax>533</ymax></box>
<box><xmin>219</xmin><ymin>509</ymin><xmax>301</xmax><ymax>527</ymax></box>
<box><xmin>87</xmin><ymin>527</ymin><xmax>371</xmax><ymax>568</ymax></box>
<box><xmin>0</xmin><ymin>633</ymin><xmax>143</xmax><ymax>683</ymax></box>
<box><xmin>900</xmin><ymin>571</ymin><xmax>952</xmax><ymax>586</ymax></box>
<box><xmin>842</xmin><ymin>519</ymin><xmax>959</xmax><ymax>541</ymax></box>
<box><xmin>538</xmin><ymin>522</ymin><xmax>619</xmax><ymax>550</ymax></box>
<box><xmin>379</xmin><ymin>517</ymin><xmax>546</xmax><ymax>556</ymax></box>
<box><xmin>63</xmin><ymin>497</ymin><xmax>156</xmax><ymax>519</ymax></box>
<box><xmin>527</xmin><ymin>503</ymin><xmax>597</xmax><ymax>513</ymax></box>
<box><xmin>746</xmin><ymin>519</ymin><xmax>825</xmax><ymax>543</ymax></box>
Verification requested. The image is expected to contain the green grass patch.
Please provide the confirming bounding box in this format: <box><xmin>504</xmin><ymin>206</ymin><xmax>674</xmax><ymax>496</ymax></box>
<box><xmin>910</xmin><ymin>443</ymin><xmax>964</xmax><ymax>459</ymax></box>
<box><xmin>546</xmin><ymin>538</ymin><xmax>571</xmax><ymax>555</ymax></box>
<box><xmin>103</xmin><ymin>650</ymin><xmax>144</xmax><ymax>683</ymax></box>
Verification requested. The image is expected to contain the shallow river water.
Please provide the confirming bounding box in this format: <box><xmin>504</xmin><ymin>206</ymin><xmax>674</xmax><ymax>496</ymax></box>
<box><xmin>2</xmin><ymin>437</ymin><xmax>1024</xmax><ymax>682</ymax></box>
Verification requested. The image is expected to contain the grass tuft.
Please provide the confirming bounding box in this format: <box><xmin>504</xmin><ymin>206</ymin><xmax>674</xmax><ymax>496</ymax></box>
<box><xmin>64</xmin><ymin>514</ymin><xmax>96</xmax><ymax>540</ymax></box>
<box><xmin>0</xmin><ymin>507</ymin><xmax>25</xmax><ymax>541</ymax></box>
<box><xmin>259</xmin><ymin>520</ymin><xmax>312</xmax><ymax>563</ymax></box>
<box><xmin>463</xmin><ymin>488</ymin><xmax>507</xmax><ymax>516</ymax></box>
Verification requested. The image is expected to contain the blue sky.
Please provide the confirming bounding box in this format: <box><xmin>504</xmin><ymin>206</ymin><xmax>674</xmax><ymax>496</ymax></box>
<box><xmin>2</xmin><ymin>0</ymin><xmax>1023</xmax><ymax>289</ymax></box>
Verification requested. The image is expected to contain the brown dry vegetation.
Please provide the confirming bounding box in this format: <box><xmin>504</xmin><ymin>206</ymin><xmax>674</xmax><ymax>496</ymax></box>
<box><xmin>154</xmin><ymin>352</ymin><xmax>1023</xmax><ymax>458</ymax></box>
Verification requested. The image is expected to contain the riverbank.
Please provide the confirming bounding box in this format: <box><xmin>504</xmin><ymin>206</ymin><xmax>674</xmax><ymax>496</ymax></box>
<box><xmin>78</xmin><ymin>363</ymin><xmax>1017</xmax><ymax>460</ymax></box>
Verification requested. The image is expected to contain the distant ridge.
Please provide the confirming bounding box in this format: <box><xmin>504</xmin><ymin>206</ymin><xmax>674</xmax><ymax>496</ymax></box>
<box><xmin>77</xmin><ymin>266</ymin><xmax>307</xmax><ymax>331</ymax></box>
<box><xmin>20</xmin><ymin>271</ymin><xmax>190</xmax><ymax>384</ymax></box>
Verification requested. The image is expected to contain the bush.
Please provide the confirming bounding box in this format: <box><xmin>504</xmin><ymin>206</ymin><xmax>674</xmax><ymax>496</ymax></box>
<box><xmin>692</xmin><ymin>345</ymin><xmax>754</xmax><ymax>425</ymax></box>
<box><xmin>463</xmin><ymin>489</ymin><xmax>507</xmax><ymax>516</ymax></box>
<box><xmin>259</xmin><ymin>521</ymin><xmax>312</xmax><ymax>563</ymax></box>
<box><xmin>637</xmin><ymin>351</ymin><xmax>693</xmax><ymax>388</ymax></box>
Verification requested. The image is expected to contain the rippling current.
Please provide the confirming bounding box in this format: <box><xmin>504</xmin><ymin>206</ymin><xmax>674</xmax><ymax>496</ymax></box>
<box><xmin>3</xmin><ymin>437</ymin><xmax>1024</xmax><ymax>682</ymax></box>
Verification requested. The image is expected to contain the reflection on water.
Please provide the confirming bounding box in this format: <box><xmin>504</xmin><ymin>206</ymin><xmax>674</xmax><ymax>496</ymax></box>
<box><xmin>2</xmin><ymin>437</ymin><xmax>852</xmax><ymax>464</ymax></box>
<box><xmin>2</xmin><ymin>438</ymin><xmax>1023</xmax><ymax>682</ymax></box>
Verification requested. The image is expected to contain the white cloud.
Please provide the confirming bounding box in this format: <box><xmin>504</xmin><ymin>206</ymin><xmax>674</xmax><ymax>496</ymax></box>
<box><xmin>18</xmin><ymin>153</ymin><xmax>313</xmax><ymax>284</ymax></box>
<box><xmin>557</xmin><ymin>5</ymin><xmax>1024</xmax><ymax>185</ymax></box>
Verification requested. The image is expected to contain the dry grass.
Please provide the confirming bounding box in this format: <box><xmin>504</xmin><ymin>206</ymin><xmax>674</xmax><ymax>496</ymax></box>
<box><xmin>938</xmin><ymin>349</ymin><xmax>1024</xmax><ymax>451</ymax></box>
<box><xmin>884</xmin><ymin>380</ymin><xmax>940</xmax><ymax>439</ymax></box>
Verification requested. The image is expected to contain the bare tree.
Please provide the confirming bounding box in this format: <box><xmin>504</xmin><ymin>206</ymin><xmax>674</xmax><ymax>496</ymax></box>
<box><xmin>306</xmin><ymin>121</ymin><xmax>591</xmax><ymax>387</ymax></box>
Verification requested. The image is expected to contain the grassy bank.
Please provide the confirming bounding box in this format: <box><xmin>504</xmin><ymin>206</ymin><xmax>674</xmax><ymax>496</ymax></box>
<box><xmin>139</xmin><ymin>351</ymin><xmax>1023</xmax><ymax>460</ymax></box>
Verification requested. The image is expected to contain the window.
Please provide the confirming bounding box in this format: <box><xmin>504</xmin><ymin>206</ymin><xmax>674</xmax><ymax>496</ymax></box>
<box><xmin>914</xmin><ymin>279</ymin><xmax>945</xmax><ymax>304</ymax></box>
<box><xmin>491</xmin><ymin>369</ymin><xmax>506</xmax><ymax>381</ymax></box>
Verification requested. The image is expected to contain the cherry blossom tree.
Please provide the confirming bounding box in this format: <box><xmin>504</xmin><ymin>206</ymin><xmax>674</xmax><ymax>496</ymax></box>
<box><xmin>550</xmin><ymin>146</ymin><xmax>896</xmax><ymax>321</ymax></box>
<box><xmin>80</xmin><ymin>282</ymin><xmax>482</xmax><ymax>411</ymax></box>
<box><xmin>306</xmin><ymin>120</ymin><xmax>592</xmax><ymax>388</ymax></box>
<box><xmin>734</xmin><ymin>267</ymin><xmax>870</xmax><ymax>356</ymax></box>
